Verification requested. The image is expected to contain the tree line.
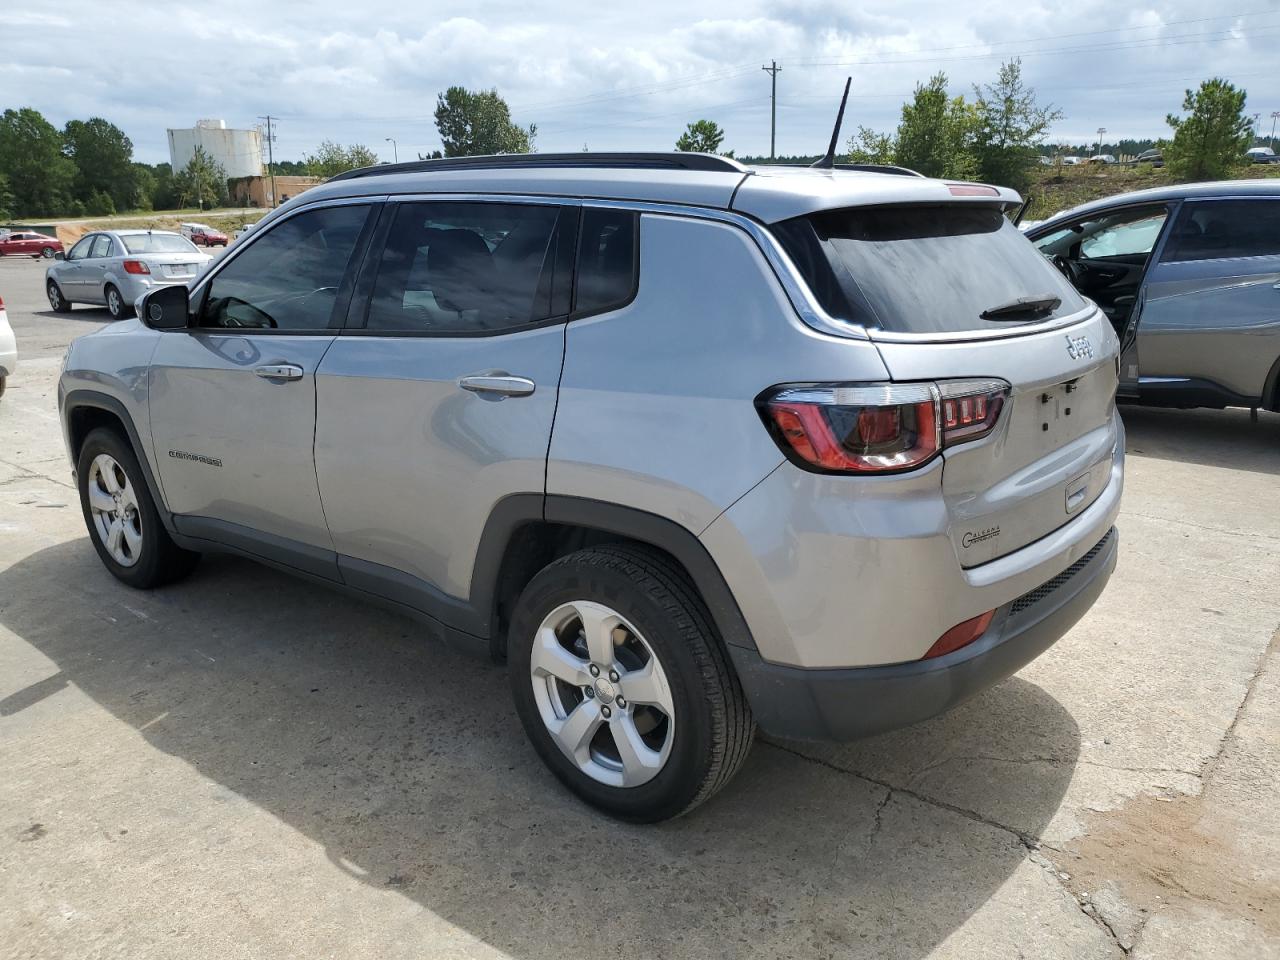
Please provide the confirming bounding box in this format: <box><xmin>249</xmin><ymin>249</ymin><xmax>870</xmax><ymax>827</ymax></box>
<box><xmin>1</xmin><ymin>70</ymin><xmax>1260</xmax><ymax>220</ymax></box>
<box><xmin>679</xmin><ymin>64</ymin><xmax>1259</xmax><ymax>190</ymax></box>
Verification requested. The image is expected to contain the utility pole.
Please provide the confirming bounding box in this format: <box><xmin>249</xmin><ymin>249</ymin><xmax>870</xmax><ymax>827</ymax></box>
<box><xmin>1271</xmin><ymin>111</ymin><xmax>1279</xmax><ymax>150</ymax></box>
<box><xmin>385</xmin><ymin>137</ymin><xmax>398</xmax><ymax>163</ymax></box>
<box><xmin>762</xmin><ymin>60</ymin><xmax>781</xmax><ymax>160</ymax></box>
<box><xmin>258</xmin><ymin>115</ymin><xmax>278</xmax><ymax>207</ymax></box>
<box><xmin>1094</xmin><ymin>127</ymin><xmax>1106</xmax><ymax>157</ymax></box>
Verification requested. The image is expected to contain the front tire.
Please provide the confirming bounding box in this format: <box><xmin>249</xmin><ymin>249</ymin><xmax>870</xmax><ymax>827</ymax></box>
<box><xmin>509</xmin><ymin>545</ymin><xmax>755</xmax><ymax>822</ymax></box>
<box><xmin>76</xmin><ymin>427</ymin><xmax>200</xmax><ymax>589</ymax></box>
<box><xmin>47</xmin><ymin>281</ymin><xmax>71</xmax><ymax>313</ymax></box>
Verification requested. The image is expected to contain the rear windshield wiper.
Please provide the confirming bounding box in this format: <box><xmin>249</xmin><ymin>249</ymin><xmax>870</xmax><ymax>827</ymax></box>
<box><xmin>980</xmin><ymin>294</ymin><xmax>1062</xmax><ymax>321</ymax></box>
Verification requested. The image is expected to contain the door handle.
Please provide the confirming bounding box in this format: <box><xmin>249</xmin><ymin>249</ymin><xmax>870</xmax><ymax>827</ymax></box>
<box><xmin>254</xmin><ymin>364</ymin><xmax>304</xmax><ymax>381</ymax></box>
<box><xmin>458</xmin><ymin>373</ymin><xmax>536</xmax><ymax>398</ymax></box>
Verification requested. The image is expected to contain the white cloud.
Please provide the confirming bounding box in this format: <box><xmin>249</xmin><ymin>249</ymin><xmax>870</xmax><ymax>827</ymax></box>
<box><xmin>4</xmin><ymin>0</ymin><xmax>1278</xmax><ymax>163</ymax></box>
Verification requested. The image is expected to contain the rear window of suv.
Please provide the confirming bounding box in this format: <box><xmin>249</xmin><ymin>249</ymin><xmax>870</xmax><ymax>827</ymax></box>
<box><xmin>771</xmin><ymin>204</ymin><xmax>1086</xmax><ymax>334</ymax></box>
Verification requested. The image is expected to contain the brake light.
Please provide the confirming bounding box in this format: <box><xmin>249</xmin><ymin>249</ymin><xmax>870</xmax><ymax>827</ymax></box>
<box><xmin>923</xmin><ymin>609</ymin><xmax>995</xmax><ymax>659</ymax></box>
<box><xmin>947</xmin><ymin>183</ymin><xmax>1000</xmax><ymax>197</ymax></box>
<box><xmin>765</xmin><ymin>383</ymin><xmax>939</xmax><ymax>473</ymax></box>
<box><xmin>760</xmin><ymin>379</ymin><xmax>1009</xmax><ymax>474</ymax></box>
<box><xmin>123</xmin><ymin>259</ymin><xmax>150</xmax><ymax>275</ymax></box>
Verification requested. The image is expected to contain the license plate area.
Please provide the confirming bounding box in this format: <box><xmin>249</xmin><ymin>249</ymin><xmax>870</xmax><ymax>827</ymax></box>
<box><xmin>165</xmin><ymin>264</ymin><xmax>194</xmax><ymax>278</ymax></box>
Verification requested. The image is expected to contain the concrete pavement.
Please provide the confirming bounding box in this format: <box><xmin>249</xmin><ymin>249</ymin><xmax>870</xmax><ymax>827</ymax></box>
<box><xmin>1</xmin><ymin>258</ymin><xmax>1277</xmax><ymax>958</ymax></box>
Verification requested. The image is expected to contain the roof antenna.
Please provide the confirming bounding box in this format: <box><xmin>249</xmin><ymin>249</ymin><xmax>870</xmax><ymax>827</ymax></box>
<box><xmin>811</xmin><ymin>77</ymin><xmax>852</xmax><ymax>169</ymax></box>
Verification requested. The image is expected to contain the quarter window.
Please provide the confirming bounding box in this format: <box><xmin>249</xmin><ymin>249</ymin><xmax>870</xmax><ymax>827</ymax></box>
<box><xmin>365</xmin><ymin>201</ymin><xmax>563</xmax><ymax>333</ymax></box>
<box><xmin>574</xmin><ymin>208</ymin><xmax>638</xmax><ymax>315</ymax></box>
<box><xmin>198</xmin><ymin>204</ymin><xmax>370</xmax><ymax>331</ymax></box>
<box><xmin>1162</xmin><ymin>199</ymin><xmax>1280</xmax><ymax>262</ymax></box>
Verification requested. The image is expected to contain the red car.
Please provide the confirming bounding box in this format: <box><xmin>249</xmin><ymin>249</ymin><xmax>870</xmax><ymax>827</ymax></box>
<box><xmin>182</xmin><ymin>223</ymin><xmax>228</xmax><ymax>247</ymax></box>
<box><xmin>0</xmin><ymin>231</ymin><xmax>63</xmax><ymax>258</ymax></box>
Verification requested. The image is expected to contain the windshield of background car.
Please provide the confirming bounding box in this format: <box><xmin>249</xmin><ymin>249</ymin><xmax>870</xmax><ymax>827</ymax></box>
<box><xmin>1033</xmin><ymin>206</ymin><xmax>1168</xmax><ymax>260</ymax></box>
<box><xmin>122</xmin><ymin>234</ymin><xmax>199</xmax><ymax>254</ymax></box>
<box><xmin>770</xmin><ymin>203</ymin><xmax>1085</xmax><ymax>333</ymax></box>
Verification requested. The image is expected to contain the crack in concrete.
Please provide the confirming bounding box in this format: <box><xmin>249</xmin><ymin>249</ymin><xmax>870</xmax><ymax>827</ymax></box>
<box><xmin>904</xmin><ymin>753</ymin><xmax>1198</xmax><ymax>786</ymax></box>
<box><xmin>1122</xmin><ymin>509</ymin><xmax>1280</xmax><ymax>543</ymax></box>
<box><xmin>1199</xmin><ymin>624</ymin><xmax>1279</xmax><ymax>784</ymax></box>
<box><xmin>764</xmin><ymin>742</ymin><xmax>1168</xmax><ymax>958</ymax></box>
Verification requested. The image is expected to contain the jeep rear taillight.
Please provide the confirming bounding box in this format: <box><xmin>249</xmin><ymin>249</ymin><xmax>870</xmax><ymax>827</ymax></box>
<box><xmin>760</xmin><ymin>379</ymin><xmax>1009</xmax><ymax>475</ymax></box>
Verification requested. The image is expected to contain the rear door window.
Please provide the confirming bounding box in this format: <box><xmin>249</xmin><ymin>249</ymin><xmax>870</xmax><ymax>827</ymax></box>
<box><xmin>1161</xmin><ymin>199</ymin><xmax>1280</xmax><ymax>262</ymax></box>
<box><xmin>771</xmin><ymin>204</ymin><xmax>1085</xmax><ymax>334</ymax></box>
<box><xmin>363</xmin><ymin>201</ymin><xmax>568</xmax><ymax>334</ymax></box>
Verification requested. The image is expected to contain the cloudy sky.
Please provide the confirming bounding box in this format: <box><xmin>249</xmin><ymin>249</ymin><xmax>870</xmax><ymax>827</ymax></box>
<box><xmin>3</xmin><ymin>2</ymin><xmax>1278</xmax><ymax>165</ymax></box>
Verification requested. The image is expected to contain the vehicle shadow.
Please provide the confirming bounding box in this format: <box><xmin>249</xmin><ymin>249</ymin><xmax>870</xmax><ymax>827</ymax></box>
<box><xmin>0</xmin><ymin>540</ymin><xmax>1082</xmax><ymax>958</ymax></box>
<box><xmin>1120</xmin><ymin>403</ymin><xmax>1280</xmax><ymax>476</ymax></box>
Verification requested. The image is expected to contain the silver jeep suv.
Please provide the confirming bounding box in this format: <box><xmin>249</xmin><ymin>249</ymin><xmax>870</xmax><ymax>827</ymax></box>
<box><xmin>58</xmin><ymin>153</ymin><xmax>1123</xmax><ymax>822</ymax></box>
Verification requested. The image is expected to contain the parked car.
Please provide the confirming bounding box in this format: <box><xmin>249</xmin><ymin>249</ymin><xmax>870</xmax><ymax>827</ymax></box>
<box><xmin>46</xmin><ymin>230</ymin><xmax>211</xmax><ymax>320</ymax></box>
<box><xmin>1061</xmin><ymin>156</ymin><xmax>1083</xmax><ymax>165</ymax></box>
<box><xmin>58</xmin><ymin>153</ymin><xmax>1123</xmax><ymax>821</ymax></box>
<box><xmin>1246</xmin><ymin>146</ymin><xmax>1280</xmax><ymax>164</ymax></box>
<box><xmin>1136</xmin><ymin>149</ymin><xmax>1164</xmax><ymax>167</ymax></box>
<box><xmin>1025</xmin><ymin>180</ymin><xmax>1280</xmax><ymax>413</ymax></box>
<box><xmin>180</xmin><ymin>222</ymin><xmax>229</xmax><ymax>247</ymax></box>
<box><xmin>1083</xmin><ymin>154</ymin><xmax>1117</xmax><ymax>165</ymax></box>
<box><xmin>0</xmin><ymin>293</ymin><xmax>15</xmax><ymax>399</ymax></box>
<box><xmin>0</xmin><ymin>230</ymin><xmax>63</xmax><ymax>259</ymax></box>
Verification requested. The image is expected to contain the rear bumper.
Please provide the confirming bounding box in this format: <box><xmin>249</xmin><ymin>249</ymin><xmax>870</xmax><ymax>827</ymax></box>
<box><xmin>728</xmin><ymin>526</ymin><xmax>1118</xmax><ymax>741</ymax></box>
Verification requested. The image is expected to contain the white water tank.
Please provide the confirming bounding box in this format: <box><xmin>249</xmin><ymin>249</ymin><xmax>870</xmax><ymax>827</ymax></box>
<box><xmin>167</xmin><ymin>120</ymin><xmax>263</xmax><ymax>178</ymax></box>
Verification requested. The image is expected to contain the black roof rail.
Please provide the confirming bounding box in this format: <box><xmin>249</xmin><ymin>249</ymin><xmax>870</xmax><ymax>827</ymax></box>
<box><xmin>833</xmin><ymin>163</ymin><xmax>925</xmax><ymax>178</ymax></box>
<box><xmin>329</xmin><ymin>152</ymin><xmax>748</xmax><ymax>182</ymax></box>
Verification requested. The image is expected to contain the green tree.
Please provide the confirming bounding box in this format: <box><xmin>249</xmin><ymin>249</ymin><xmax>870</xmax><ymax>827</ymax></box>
<box><xmin>304</xmin><ymin>140</ymin><xmax>380</xmax><ymax>178</ymax></box>
<box><xmin>894</xmin><ymin>73</ymin><xmax>980</xmax><ymax>179</ymax></box>
<box><xmin>63</xmin><ymin>118</ymin><xmax>138</xmax><ymax>210</ymax></box>
<box><xmin>0</xmin><ymin>173</ymin><xmax>13</xmax><ymax>222</ymax></box>
<box><xmin>174</xmin><ymin>146</ymin><xmax>227</xmax><ymax>210</ymax></box>
<box><xmin>675</xmin><ymin>119</ymin><xmax>726</xmax><ymax>153</ymax></box>
<box><xmin>1164</xmin><ymin>78</ymin><xmax>1253</xmax><ymax>180</ymax></box>
<box><xmin>845</xmin><ymin>125</ymin><xmax>895</xmax><ymax>164</ymax></box>
<box><xmin>147</xmin><ymin>162</ymin><xmax>178</xmax><ymax>210</ymax></box>
<box><xmin>971</xmin><ymin>59</ymin><xmax>1062</xmax><ymax>192</ymax></box>
<box><xmin>433</xmin><ymin>87</ymin><xmax>534</xmax><ymax>157</ymax></box>
<box><xmin>0</xmin><ymin>107</ymin><xmax>76</xmax><ymax>216</ymax></box>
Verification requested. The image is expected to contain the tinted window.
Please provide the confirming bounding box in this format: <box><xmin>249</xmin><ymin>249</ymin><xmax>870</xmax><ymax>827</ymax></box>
<box><xmin>67</xmin><ymin>237</ymin><xmax>93</xmax><ymax>260</ymax></box>
<box><xmin>773</xmin><ymin>205</ymin><xmax>1085</xmax><ymax>334</ymax></box>
<box><xmin>366</xmin><ymin>201</ymin><xmax>561</xmax><ymax>333</ymax></box>
<box><xmin>89</xmin><ymin>235</ymin><xmax>112</xmax><ymax>259</ymax></box>
<box><xmin>124</xmin><ymin>234</ymin><xmax>198</xmax><ymax>254</ymax></box>
<box><xmin>199</xmin><ymin>204</ymin><xmax>369</xmax><ymax>331</ymax></box>
<box><xmin>574</xmin><ymin>208</ymin><xmax>638</xmax><ymax>314</ymax></box>
<box><xmin>1162</xmin><ymin>199</ymin><xmax>1280</xmax><ymax>262</ymax></box>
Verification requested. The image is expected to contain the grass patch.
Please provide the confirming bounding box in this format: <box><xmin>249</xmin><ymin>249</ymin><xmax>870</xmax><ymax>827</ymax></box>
<box><xmin>1025</xmin><ymin>162</ymin><xmax>1280</xmax><ymax>220</ymax></box>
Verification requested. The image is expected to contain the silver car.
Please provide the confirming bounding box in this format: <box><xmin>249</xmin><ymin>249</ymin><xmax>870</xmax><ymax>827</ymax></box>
<box><xmin>57</xmin><ymin>153</ymin><xmax>1123</xmax><ymax>821</ymax></box>
<box><xmin>46</xmin><ymin>230</ymin><xmax>211</xmax><ymax>320</ymax></box>
<box><xmin>1026</xmin><ymin>180</ymin><xmax>1280</xmax><ymax>412</ymax></box>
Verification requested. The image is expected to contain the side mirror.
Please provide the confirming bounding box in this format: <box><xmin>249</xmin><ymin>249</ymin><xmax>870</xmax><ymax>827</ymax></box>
<box><xmin>53</xmin><ymin>251</ymin><xmax>65</xmax><ymax>261</ymax></box>
<box><xmin>140</xmin><ymin>285</ymin><xmax>191</xmax><ymax>330</ymax></box>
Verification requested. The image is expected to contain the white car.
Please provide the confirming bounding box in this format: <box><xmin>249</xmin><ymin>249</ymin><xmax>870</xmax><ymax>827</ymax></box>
<box><xmin>0</xmin><ymin>293</ymin><xmax>16</xmax><ymax>400</ymax></box>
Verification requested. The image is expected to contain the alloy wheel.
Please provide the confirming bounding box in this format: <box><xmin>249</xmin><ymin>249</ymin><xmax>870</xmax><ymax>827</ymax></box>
<box><xmin>86</xmin><ymin>454</ymin><xmax>143</xmax><ymax>567</ymax></box>
<box><xmin>529</xmin><ymin>600</ymin><xmax>676</xmax><ymax>788</ymax></box>
<box><xmin>107</xmin><ymin>288</ymin><xmax>122</xmax><ymax>317</ymax></box>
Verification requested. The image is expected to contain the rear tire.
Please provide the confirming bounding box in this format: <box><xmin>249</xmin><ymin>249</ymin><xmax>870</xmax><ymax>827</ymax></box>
<box><xmin>41</xmin><ymin>246</ymin><xmax>55</xmax><ymax>259</ymax></box>
<box><xmin>47</xmin><ymin>281</ymin><xmax>71</xmax><ymax>313</ymax></box>
<box><xmin>76</xmin><ymin>427</ymin><xmax>200</xmax><ymax>589</ymax></box>
<box><xmin>509</xmin><ymin>544</ymin><xmax>755</xmax><ymax>822</ymax></box>
<box><xmin>105</xmin><ymin>284</ymin><xmax>131</xmax><ymax>320</ymax></box>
